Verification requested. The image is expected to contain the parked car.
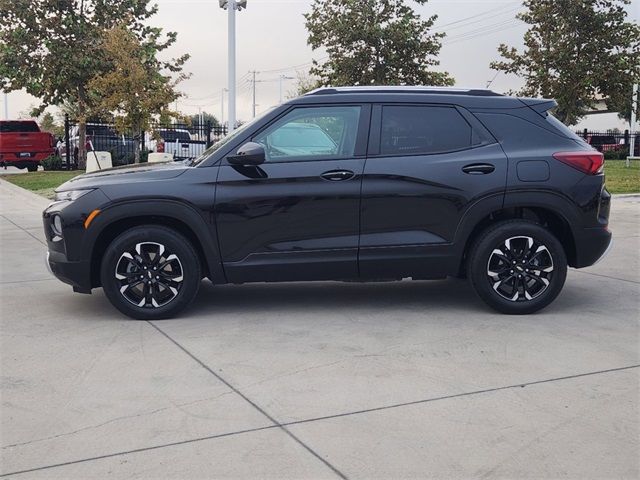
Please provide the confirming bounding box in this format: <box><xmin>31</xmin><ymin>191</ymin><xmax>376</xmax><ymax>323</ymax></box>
<box><xmin>585</xmin><ymin>134</ymin><xmax>624</xmax><ymax>153</ymax></box>
<box><xmin>0</xmin><ymin>120</ymin><xmax>55</xmax><ymax>171</ymax></box>
<box><xmin>145</xmin><ymin>128</ymin><xmax>207</xmax><ymax>160</ymax></box>
<box><xmin>44</xmin><ymin>86</ymin><xmax>612</xmax><ymax>319</ymax></box>
<box><xmin>59</xmin><ymin>124</ymin><xmax>137</xmax><ymax>167</ymax></box>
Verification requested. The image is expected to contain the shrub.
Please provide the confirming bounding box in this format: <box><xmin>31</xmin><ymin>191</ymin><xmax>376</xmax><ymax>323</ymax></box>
<box><xmin>41</xmin><ymin>155</ymin><xmax>63</xmax><ymax>171</ymax></box>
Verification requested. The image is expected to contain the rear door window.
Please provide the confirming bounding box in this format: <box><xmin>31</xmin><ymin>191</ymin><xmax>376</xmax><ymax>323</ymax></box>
<box><xmin>380</xmin><ymin>105</ymin><xmax>473</xmax><ymax>156</ymax></box>
<box><xmin>160</xmin><ymin>130</ymin><xmax>191</xmax><ymax>142</ymax></box>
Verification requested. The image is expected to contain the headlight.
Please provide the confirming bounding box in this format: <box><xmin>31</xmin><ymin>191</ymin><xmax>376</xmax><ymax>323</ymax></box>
<box><xmin>51</xmin><ymin>214</ymin><xmax>63</xmax><ymax>237</ymax></box>
<box><xmin>54</xmin><ymin>189</ymin><xmax>94</xmax><ymax>202</ymax></box>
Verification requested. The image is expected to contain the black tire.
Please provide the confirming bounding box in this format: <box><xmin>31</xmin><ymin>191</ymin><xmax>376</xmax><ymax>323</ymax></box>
<box><xmin>468</xmin><ymin>220</ymin><xmax>567</xmax><ymax>314</ymax></box>
<box><xmin>100</xmin><ymin>225</ymin><xmax>201</xmax><ymax>320</ymax></box>
<box><xmin>27</xmin><ymin>164</ymin><xmax>38</xmax><ymax>172</ymax></box>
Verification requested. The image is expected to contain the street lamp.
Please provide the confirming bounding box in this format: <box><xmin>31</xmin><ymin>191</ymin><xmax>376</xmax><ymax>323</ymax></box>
<box><xmin>219</xmin><ymin>0</ymin><xmax>247</xmax><ymax>132</ymax></box>
<box><xmin>279</xmin><ymin>75</ymin><xmax>295</xmax><ymax>104</ymax></box>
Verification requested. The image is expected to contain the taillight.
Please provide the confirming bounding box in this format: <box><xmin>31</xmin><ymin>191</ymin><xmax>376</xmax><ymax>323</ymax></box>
<box><xmin>157</xmin><ymin>139</ymin><xmax>165</xmax><ymax>153</ymax></box>
<box><xmin>552</xmin><ymin>151</ymin><xmax>604</xmax><ymax>175</ymax></box>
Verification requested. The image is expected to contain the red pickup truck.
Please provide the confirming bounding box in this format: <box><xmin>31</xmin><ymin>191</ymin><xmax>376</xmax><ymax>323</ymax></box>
<box><xmin>0</xmin><ymin>120</ymin><xmax>55</xmax><ymax>171</ymax></box>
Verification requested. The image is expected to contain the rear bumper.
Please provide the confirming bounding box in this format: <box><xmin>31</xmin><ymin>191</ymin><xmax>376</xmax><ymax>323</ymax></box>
<box><xmin>0</xmin><ymin>151</ymin><xmax>52</xmax><ymax>163</ymax></box>
<box><xmin>573</xmin><ymin>227</ymin><xmax>612</xmax><ymax>268</ymax></box>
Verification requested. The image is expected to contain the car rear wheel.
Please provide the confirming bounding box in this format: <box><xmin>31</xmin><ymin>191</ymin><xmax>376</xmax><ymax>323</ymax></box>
<box><xmin>468</xmin><ymin>220</ymin><xmax>567</xmax><ymax>314</ymax></box>
<box><xmin>100</xmin><ymin>225</ymin><xmax>201</xmax><ymax>320</ymax></box>
<box><xmin>27</xmin><ymin>164</ymin><xmax>38</xmax><ymax>172</ymax></box>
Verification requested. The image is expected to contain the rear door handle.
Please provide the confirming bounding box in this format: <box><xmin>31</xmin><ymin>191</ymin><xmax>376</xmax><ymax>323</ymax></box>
<box><xmin>320</xmin><ymin>169</ymin><xmax>355</xmax><ymax>181</ymax></box>
<box><xmin>462</xmin><ymin>163</ymin><xmax>495</xmax><ymax>175</ymax></box>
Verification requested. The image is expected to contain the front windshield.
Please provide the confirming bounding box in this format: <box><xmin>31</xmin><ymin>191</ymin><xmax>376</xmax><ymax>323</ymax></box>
<box><xmin>190</xmin><ymin>107</ymin><xmax>276</xmax><ymax>166</ymax></box>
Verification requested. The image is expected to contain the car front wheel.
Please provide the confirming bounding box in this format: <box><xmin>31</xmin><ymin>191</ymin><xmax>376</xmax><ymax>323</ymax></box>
<box><xmin>468</xmin><ymin>220</ymin><xmax>567</xmax><ymax>314</ymax></box>
<box><xmin>100</xmin><ymin>225</ymin><xmax>201</xmax><ymax>320</ymax></box>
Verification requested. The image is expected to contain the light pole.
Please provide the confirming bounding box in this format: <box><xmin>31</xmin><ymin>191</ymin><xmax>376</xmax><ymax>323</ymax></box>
<box><xmin>279</xmin><ymin>75</ymin><xmax>295</xmax><ymax>104</ymax></box>
<box><xmin>3</xmin><ymin>92</ymin><xmax>8</xmax><ymax>120</ymax></box>
<box><xmin>219</xmin><ymin>0</ymin><xmax>247</xmax><ymax>133</ymax></box>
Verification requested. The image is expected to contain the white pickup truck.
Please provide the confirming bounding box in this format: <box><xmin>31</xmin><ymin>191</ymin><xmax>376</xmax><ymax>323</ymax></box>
<box><xmin>145</xmin><ymin>129</ymin><xmax>207</xmax><ymax>160</ymax></box>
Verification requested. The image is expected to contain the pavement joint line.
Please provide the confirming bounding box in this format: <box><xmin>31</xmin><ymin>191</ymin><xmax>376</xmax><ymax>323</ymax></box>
<box><xmin>2</xmin><ymin>363</ymin><xmax>637</xmax><ymax>478</ymax></box>
<box><xmin>0</xmin><ymin>278</ymin><xmax>56</xmax><ymax>285</ymax></box>
<box><xmin>0</xmin><ymin>214</ymin><xmax>46</xmax><ymax>247</ymax></box>
<box><xmin>146</xmin><ymin>320</ymin><xmax>350</xmax><ymax>480</ymax></box>
<box><xmin>571</xmin><ymin>269</ymin><xmax>640</xmax><ymax>285</ymax></box>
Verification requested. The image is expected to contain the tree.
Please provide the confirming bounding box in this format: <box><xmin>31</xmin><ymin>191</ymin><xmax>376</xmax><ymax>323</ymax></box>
<box><xmin>38</xmin><ymin>112</ymin><xmax>64</xmax><ymax>138</ymax></box>
<box><xmin>0</xmin><ymin>0</ymin><xmax>186</xmax><ymax>167</ymax></box>
<box><xmin>304</xmin><ymin>0</ymin><xmax>453</xmax><ymax>87</ymax></box>
<box><xmin>188</xmin><ymin>111</ymin><xmax>220</xmax><ymax>127</ymax></box>
<box><xmin>288</xmin><ymin>72</ymin><xmax>321</xmax><ymax>98</ymax></box>
<box><xmin>88</xmin><ymin>23</ymin><xmax>188</xmax><ymax>163</ymax></box>
<box><xmin>491</xmin><ymin>0</ymin><xmax>640</xmax><ymax>126</ymax></box>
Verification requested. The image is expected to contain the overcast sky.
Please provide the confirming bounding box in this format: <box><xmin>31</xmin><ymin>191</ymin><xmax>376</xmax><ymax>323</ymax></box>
<box><xmin>2</xmin><ymin>0</ymin><xmax>638</xmax><ymax>129</ymax></box>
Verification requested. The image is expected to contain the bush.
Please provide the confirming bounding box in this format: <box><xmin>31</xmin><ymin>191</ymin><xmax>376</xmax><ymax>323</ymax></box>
<box><xmin>41</xmin><ymin>155</ymin><xmax>63</xmax><ymax>171</ymax></box>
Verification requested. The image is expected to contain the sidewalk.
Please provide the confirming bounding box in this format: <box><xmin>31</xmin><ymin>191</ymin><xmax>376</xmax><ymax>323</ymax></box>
<box><xmin>1</xmin><ymin>179</ymin><xmax>638</xmax><ymax>479</ymax></box>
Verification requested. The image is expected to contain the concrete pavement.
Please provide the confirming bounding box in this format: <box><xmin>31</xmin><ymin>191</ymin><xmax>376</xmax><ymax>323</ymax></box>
<box><xmin>1</xmin><ymin>178</ymin><xmax>638</xmax><ymax>479</ymax></box>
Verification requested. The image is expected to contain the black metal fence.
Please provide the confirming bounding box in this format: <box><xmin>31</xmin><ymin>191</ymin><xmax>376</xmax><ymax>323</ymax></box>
<box><xmin>575</xmin><ymin>129</ymin><xmax>640</xmax><ymax>159</ymax></box>
<box><xmin>59</xmin><ymin>115</ymin><xmax>228</xmax><ymax>168</ymax></box>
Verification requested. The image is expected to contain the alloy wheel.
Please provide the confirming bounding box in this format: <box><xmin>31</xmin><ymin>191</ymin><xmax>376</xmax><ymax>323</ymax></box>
<box><xmin>115</xmin><ymin>242</ymin><xmax>184</xmax><ymax>308</ymax></box>
<box><xmin>486</xmin><ymin>236</ymin><xmax>554</xmax><ymax>302</ymax></box>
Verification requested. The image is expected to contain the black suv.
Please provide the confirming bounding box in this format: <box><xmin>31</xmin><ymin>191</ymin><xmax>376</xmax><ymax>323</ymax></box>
<box><xmin>43</xmin><ymin>87</ymin><xmax>612</xmax><ymax>319</ymax></box>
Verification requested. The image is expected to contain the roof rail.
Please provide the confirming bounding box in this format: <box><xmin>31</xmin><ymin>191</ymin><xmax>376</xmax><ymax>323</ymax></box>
<box><xmin>305</xmin><ymin>86</ymin><xmax>503</xmax><ymax>97</ymax></box>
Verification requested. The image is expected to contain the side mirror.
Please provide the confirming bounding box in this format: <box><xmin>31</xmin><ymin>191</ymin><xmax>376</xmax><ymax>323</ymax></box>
<box><xmin>227</xmin><ymin>142</ymin><xmax>265</xmax><ymax>166</ymax></box>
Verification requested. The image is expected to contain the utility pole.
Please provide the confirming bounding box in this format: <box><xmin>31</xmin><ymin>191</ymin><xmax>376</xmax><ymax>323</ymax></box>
<box><xmin>628</xmin><ymin>83</ymin><xmax>638</xmax><ymax>168</ymax></box>
<box><xmin>250</xmin><ymin>70</ymin><xmax>258</xmax><ymax>118</ymax></box>
<box><xmin>3</xmin><ymin>92</ymin><xmax>8</xmax><ymax>120</ymax></box>
<box><xmin>279</xmin><ymin>75</ymin><xmax>295</xmax><ymax>104</ymax></box>
<box><xmin>220</xmin><ymin>0</ymin><xmax>247</xmax><ymax>132</ymax></box>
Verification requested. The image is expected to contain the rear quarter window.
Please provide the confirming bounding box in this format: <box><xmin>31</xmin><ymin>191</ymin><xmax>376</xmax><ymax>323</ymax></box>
<box><xmin>380</xmin><ymin>105</ymin><xmax>473</xmax><ymax>156</ymax></box>
<box><xmin>545</xmin><ymin>113</ymin><xmax>589</xmax><ymax>146</ymax></box>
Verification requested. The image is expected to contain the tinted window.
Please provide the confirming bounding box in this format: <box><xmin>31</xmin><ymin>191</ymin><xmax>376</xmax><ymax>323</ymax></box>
<box><xmin>589</xmin><ymin>136</ymin><xmax>616</xmax><ymax>145</ymax></box>
<box><xmin>159</xmin><ymin>130</ymin><xmax>191</xmax><ymax>142</ymax></box>
<box><xmin>380</xmin><ymin>106</ymin><xmax>472</xmax><ymax>155</ymax></box>
<box><xmin>0</xmin><ymin>121</ymin><xmax>40</xmax><ymax>133</ymax></box>
<box><xmin>87</xmin><ymin>125</ymin><xmax>118</xmax><ymax>137</ymax></box>
<box><xmin>254</xmin><ymin>106</ymin><xmax>361</xmax><ymax>162</ymax></box>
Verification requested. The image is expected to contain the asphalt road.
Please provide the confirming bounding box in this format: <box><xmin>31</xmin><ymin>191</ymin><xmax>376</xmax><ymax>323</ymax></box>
<box><xmin>1</xmin><ymin>179</ymin><xmax>638</xmax><ymax>479</ymax></box>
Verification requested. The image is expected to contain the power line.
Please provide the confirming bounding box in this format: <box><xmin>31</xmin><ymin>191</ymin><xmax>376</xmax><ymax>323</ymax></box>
<box><xmin>435</xmin><ymin>5</ymin><xmax>521</xmax><ymax>33</ymax></box>
<box><xmin>434</xmin><ymin>2</ymin><xmax>520</xmax><ymax>30</ymax></box>
<box><xmin>443</xmin><ymin>19</ymin><xmax>525</xmax><ymax>45</ymax></box>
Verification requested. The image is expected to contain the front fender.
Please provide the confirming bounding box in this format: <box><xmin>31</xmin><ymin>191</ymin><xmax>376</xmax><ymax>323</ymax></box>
<box><xmin>82</xmin><ymin>199</ymin><xmax>225</xmax><ymax>284</ymax></box>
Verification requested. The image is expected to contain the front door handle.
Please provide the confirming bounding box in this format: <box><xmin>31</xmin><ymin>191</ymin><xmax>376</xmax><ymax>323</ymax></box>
<box><xmin>462</xmin><ymin>163</ymin><xmax>495</xmax><ymax>175</ymax></box>
<box><xmin>320</xmin><ymin>169</ymin><xmax>355</xmax><ymax>181</ymax></box>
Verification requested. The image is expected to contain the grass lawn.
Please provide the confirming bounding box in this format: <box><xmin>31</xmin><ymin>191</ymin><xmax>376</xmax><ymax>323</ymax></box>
<box><xmin>0</xmin><ymin>170</ymin><xmax>83</xmax><ymax>199</ymax></box>
<box><xmin>604</xmin><ymin>159</ymin><xmax>640</xmax><ymax>194</ymax></box>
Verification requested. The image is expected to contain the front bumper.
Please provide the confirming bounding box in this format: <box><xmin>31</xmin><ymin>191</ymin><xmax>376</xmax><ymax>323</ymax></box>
<box><xmin>42</xmin><ymin>190</ymin><xmax>111</xmax><ymax>294</ymax></box>
<box><xmin>46</xmin><ymin>249</ymin><xmax>92</xmax><ymax>293</ymax></box>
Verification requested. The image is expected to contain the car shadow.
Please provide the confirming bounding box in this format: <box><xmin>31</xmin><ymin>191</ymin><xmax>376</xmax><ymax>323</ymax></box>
<box><xmin>74</xmin><ymin>276</ymin><xmax>613</xmax><ymax>321</ymax></box>
<box><xmin>186</xmin><ymin>278</ymin><xmax>481</xmax><ymax>317</ymax></box>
